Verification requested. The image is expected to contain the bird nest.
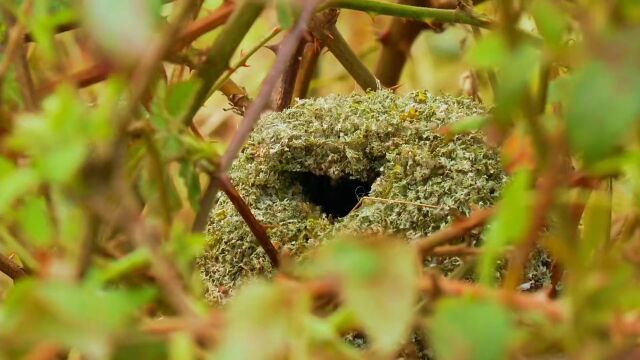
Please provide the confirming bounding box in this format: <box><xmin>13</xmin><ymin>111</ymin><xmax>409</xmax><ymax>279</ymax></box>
<box><xmin>200</xmin><ymin>90</ymin><xmax>507</xmax><ymax>302</ymax></box>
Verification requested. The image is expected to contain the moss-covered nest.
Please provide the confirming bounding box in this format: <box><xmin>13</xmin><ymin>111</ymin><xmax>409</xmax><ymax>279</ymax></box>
<box><xmin>200</xmin><ymin>90</ymin><xmax>506</xmax><ymax>302</ymax></box>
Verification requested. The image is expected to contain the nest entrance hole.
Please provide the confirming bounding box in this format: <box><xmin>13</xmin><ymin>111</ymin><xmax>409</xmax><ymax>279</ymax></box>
<box><xmin>291</xmin><ymin>172</ymin><xmax>375</xmax><ymax>219</ymax></box>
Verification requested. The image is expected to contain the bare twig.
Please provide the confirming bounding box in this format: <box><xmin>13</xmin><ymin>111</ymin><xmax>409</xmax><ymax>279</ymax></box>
<box><xmin>192</xmin><ymin>0</ymin><xmax>323</xmax><ymax>232</ymax></box>
<box><xmin>309</xmin><ymin>10</ymin><xmax>379</xmax><ymax>91</ymax></box>
<box><xmin>412</xmin><ymin>207</ymin><xmax>494</xmax><ymax>258</ymax></box>
<box><xmin>218</xmin><ymin>176</ymin><xmax>279</xmax><ymax>267</ymax></box>
<box><xmin>274</xmin><ymin>36</ymin><xmax>306</xmax><ymax>111</ymax></box>
<box><xmin>293</xmin><ymin>40</ymin><xmax>323</xmax><ymax>99</ymax></box>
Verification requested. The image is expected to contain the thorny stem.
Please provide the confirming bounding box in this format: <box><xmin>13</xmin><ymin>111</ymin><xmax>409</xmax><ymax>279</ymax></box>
<box><xmin>274</xmin><ymin>37</ymin><xmax>306</xmax><ymax>111</ymax></box>
<box><xmin>183</xmin><ymin>0</ymin><xmax>267</xmax><ymax>126</ymax></box>
<box><xmin>374</xmin><ymin>0</ymin><xmax>428</xmax><ymax>88</ymax></box>
<box><xmin>310</xmin><ymin>10</ymin><xmax>379</xmax><ymax>91</ymax></box>
<box><xmin>320</xmin><ymin>0</ymin><xmax>491</xmax><ymax>28</ymax></box>
<box><xmin>208</xmin><ymin>26</ymin><xmax>283</xmax><ymax>100</ymax></box>
<box><xmin>218</xmin><ymin>176</ymin><xmax>280</xmax><ymax>267</ymax></box>
<box><xmin>192</xmin><ymin>0</ymin><xmax>323</xmax><ymax>232</ymax></box>
<box><xmin>293</xmin><ymin>41</ymin><xmax>323</xmax><ymax>99</ymax></box>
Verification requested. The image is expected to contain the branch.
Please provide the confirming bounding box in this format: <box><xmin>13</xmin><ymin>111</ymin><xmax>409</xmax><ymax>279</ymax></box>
<box><xmin>412</xmin><ymin>207</ymin><xmax>494</xmax><ymax>258</ymax></box>
<box><xmin>183</xmin><ymin>0</ymin><xmax>266</xmax><ymax>126</ymax></box>
<box><xmin>192</xmin><ymin>0</ymin><xmax>323</xmax><ymax>232</ymax></box>
<box><xmin>320</xmin><ymin>0</ymin><xmax>491</xmax><ymax>28</ymax></box>
<box><xmin>310</xmin><ymin>10</ymin><xmax>379</xmax><ymax>91</ymax></box>
<box><xmin>375</xmin><ymin>0</ymin><xmax>428</xmax><ymax>88</ymax></box>
<box><xmin>218</xmin><ymin>176</ymin><xmax>280</xmax><ymax>267</ymax></box>
<box><xmin>274</xmin><ymin>37</ymin><xmax>306</xmax><ymax>111</ymax></box>
<box><xmin>293</xmin><ymin>40</ymin><xmax>323</xmax><ymax>99</ymax></box>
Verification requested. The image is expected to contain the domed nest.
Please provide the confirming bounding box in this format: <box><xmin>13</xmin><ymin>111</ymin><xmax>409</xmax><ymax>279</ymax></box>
<box><xmin>200</xmin><ymin>90</ymin><xmax>506</xmax><ymax>302</ymax></box>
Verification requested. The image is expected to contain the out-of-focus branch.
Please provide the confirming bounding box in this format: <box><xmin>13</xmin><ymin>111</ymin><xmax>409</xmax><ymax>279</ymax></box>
<box><xmin>412</xmin><ymin>207</ymin><xmax>494</xmax><ymax>258</ymax></box>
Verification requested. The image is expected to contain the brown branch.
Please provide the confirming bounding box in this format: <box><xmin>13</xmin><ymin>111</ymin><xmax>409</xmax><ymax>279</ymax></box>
<box><xmin>309</xmin><ymin>10</ymin><xmax>380</xmax><ymax>91</ymax></box>
<box><xmin>0</xmin><ymin>252</ymin><xmax>27</xmax><ymax>280</ymax></box>
<box><xmin>412</xmin><ymin>207</ymin><xmax>494</xmax><ymax>258</ymax></box>
<box><xmin>218</xmin><ymin>176</ymin><xmax>279</xmax><ymax>267</ymax></box>
<box><xmin>419</xmin><ymin>275</ymin><xmax>564</xmax><ymax>322</ymax></box>
<box><xmin>192</xmin><ymin>0</ymin><xmax>324</xmax><ymax>232</ymax></box>
<box><xmin>375</xmin><ymin>0</ymin><xmax>428</xmax><ymax>88</ymax></box>
<box><xmin>274</xmin><ymin>36</ymin><xmax>306</xmax><ymax>111</ymax></box>
<box><xmin>293</xmin><ymin>40</ymin><xmax>323</xmax><ymax>99</ymax></box>
<box><xmin>430</xmin><ymin>244</ymin><xmax>481</xmax><ymax>257</ymax></box>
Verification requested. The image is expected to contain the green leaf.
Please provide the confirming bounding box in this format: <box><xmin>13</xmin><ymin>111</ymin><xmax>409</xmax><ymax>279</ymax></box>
<box><xmin>276</xmin><ymin>0</ymin><xmax>298</xmax><ymax>29</ymax></box>
<box><xmin>214</xmin><ymin>280</ymin><xmax>311</xmax><ymax>359</ymax></box>
<box><xmin>82</xmin><ymin>0</ymin><xmax>161</xmax><ymax>66</ymax></box>
<box><xmin>467</xmin><ymin>33</ymin><xmax>508</xmax><ymax>69</ymax></box>
<box><xmin>430</xmin><ymin>297</ymin><xmax>517</xmax><ymax>360</ymax></box>
<box><xmin>0</xmin><ymin>280</ymin><xmax>155</xmax><ymax>358</ymax></box>
<box><xmin>179</xmin><ymin>161</ymin><xmax>202</xmax><ymax>211</ymax></box>
<box><xmin>494</xmin><ymin>45</ymin><xmax>541</xmax><ymax>122</ymax></box>
<box><xmin>531</xmin><ymin>0</ymin><xmax>567</xmax><ymax>46</ymax></box>
<box><xmin>479</xmin><ymin>170</ymin><xmax>533</xmax><ymax>285</ymax></box>
<box><xmin>303</xmin><ymin>237</ymin><xmax>419</xmax><ymax>355</ymax></box>
<box><xmin>16</xmin><ymin>196</ymin><xmax>54</xmax><ymax>247</ymax></box>
<box><xmin>563</xmin><ymin>62</ymin><xmax>640</xmax><ymax>165</ymax></box>
<box><xmin>0</xmin><ymin>168</ymin><xmax>39</xmax><ymax>215</ymax></box>
<box><xmin>166</xmin><ymin>80</ymin><xmax>201</xmax><ymax>120</ymax></box>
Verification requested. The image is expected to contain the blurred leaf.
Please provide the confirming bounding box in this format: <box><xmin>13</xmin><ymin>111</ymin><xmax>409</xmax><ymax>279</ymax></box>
<box><xmin>89</xmin><ymin>248</ymin><xmax>151</xmax><ymax>286</ymax></box>
<box><xmin>562</xmin><ymin>62</ymin><xmax>640</xmax><ymax>165</ymax></box>
<box><xmin>214</xmin><ymin>280</ymin><xmax>311</xmax><ymax>359</ymax></box>
<box><xmin>166</xmin><ymin>80</ymin><xmax>201</xmax><ymax>120</ymax></box>
<box><xmin>467</xmin><ymin>33</ymin><xmax>508</xmax><ymax>69</ymax></box>
<box><xmin>304</xmin><ymin>237</ymin><xmax>418</xmax><ymax>355</ymax></box>
<box><xmin>531</xmin><ymin>0</ymin><xmax>567</xmax><ymax>46</ymax></box>
<box><xmin>276</xmin><ymin>0</ymin><xmax>298</xmax><ymax>29</ymax></box>
<box><xmin>16</xmin><ymin>196</ymin><xmax>54</xmax><ymax>247</ymax></box>
<box><xmin>0</xmin><ymin>280</ymin><xmax>155</xmax><ymax>357</ymax></box>
<box><xmin>479</xmin><ymin>170</ymin><xmax>533</xmax><ymax>285</ymax></box>
<box><xmin>169</xmin><ymin>332</ymin><xmax>195</xmax><ymax>360</ymax></box>
<box><xmin>179</xmin><ymin>161</ymin><xmax>202</xmax><ymax>210</ymax></box>
<box><xmin>0</xmin><ymin>167</ymin><xmax>39</xmax><ymax>215</ymax></box>
<box><xmin>82</xmin><ymin>0</ymin><xmax>162</xmax><ymax>66</ymax></box>
<box><xmin>430</xmin><ymin>297</ymin><xmax>517</xmax><ymax>360</ymax></box>
<box><xmin>580</xmin><ymin>189</ymin><xmax>611</xmax><ymax>265</ymax></box>
<box><xmin>494</xmin><ymin>45</ymin><xmax>540</xmax><ymax>122</ymax></box>
<box><xmin>165</xmin><ymin>225</ymin><xmax>206</xmax><ymax>278</ymax></box>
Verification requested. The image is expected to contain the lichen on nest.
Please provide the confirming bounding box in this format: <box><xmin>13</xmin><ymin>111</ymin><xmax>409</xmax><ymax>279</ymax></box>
<box><xmin>200</xmin><ymin>90</ymin><xmax>507</xmax><ymax>302</ymax></box>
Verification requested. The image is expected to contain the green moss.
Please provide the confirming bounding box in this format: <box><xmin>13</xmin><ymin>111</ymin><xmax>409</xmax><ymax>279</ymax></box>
<box><xmin>200</xmin><ymin>90</ymin><xmax>506</xmax><ymax>302</ymax></box>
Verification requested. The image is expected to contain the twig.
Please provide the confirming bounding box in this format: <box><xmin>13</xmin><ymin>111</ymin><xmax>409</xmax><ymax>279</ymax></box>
<box><xmin>430</xmin><ymin>244</ymin><xmax>481</xmax><ymax>257</ymax></box>
<box><xmin>0</xmin><ymin>0</ymin><xmax>33</xmax><ymax>100</ymax></box>
<box><xmin>207</xmin><ymin>26</ymin><xmax>283</xmax><ymax>100</ymax></box>
<box><xmin>192</xmin><ymin>0</ymin><xmax>324</xmax><ymax>232</ymax></box>
<box><xmin>218</xmin><ymin>176</ymin><xmax>279</xmax><ymax>267</ymax></box>
<box><xmin>419</xmin><ymin>275</ymin><xmax>564</xmax><ymax>322</ymax></box>
<box><xmin>320</xmin><ymin>0</ymin><xmax>491</xmax><ymax>28</ymax></box>
<box><xmin>375</xmin><ymin>0</ymin><xmax>428</xmax><ymax>88</ymax></box>
<box><xmin>309</xmin><ymin>10</ymin><xmax>379</xmax><ymax>91</ymax></box>
<box><xmin>274</xmin><ymin>36</ymin><xmax>306</xmax><ymax>111</ymax></box>
<box><xmin>293</xmin><ymin>40</ymin><xmax>323</xmax><ymax>99</ymax></box>
<box><xmin>412</xmin><ymin>207</ymin><xmax>494</xmax><ymax>258</ymax></box>
<box><xmin>183</xmin><ymin>0</ymin><xmax>267</xmax><ymax>126</ymax></box>
<box><xmin>0</xmin><ymin>252</ymin><xmax>27</xmax><ymax>280</ymax></box>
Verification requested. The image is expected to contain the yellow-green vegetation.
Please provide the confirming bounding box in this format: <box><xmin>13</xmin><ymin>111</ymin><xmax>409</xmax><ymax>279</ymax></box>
<box><xmin>202</xmin><ymin>90</ymin><xmax>505</xmax><ymax>300</ymax></box>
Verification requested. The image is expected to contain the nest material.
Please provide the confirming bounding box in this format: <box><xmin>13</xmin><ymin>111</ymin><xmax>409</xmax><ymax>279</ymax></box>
<box><xmin>200</xmin><ymin>90</ymin><xmax>507</xmax><ymax>302</ymax></box>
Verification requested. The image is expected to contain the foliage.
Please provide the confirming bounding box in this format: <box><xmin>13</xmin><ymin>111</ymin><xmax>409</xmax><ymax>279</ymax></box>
<box><xmin>0</xmin><ymin>0</ymin><xmax>639</xmax><ymax>359</ymax></box>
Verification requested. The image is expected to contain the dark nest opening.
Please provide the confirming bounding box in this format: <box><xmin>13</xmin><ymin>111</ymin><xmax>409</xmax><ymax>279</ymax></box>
<box><xmin>291</xmin><ymin>171</ymin><xmax>375</xmax><ymax>219</ymax></box>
